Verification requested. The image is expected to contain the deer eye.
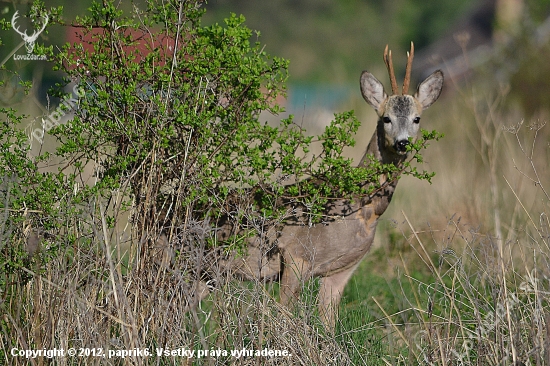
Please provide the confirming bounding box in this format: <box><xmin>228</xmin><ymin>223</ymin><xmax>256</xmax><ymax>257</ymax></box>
<box><xmin>383</xmin><ymin>116</ymin><xmax>391</xmax><ymax>123</ymax></box>
<box><xmin>413</xmin><ymin>117</ymin><xmax>421</xmax><ymax>124</ymax></box>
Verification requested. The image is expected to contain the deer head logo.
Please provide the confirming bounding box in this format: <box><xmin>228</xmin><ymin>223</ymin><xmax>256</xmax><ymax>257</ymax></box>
<box><xmin>11</xmin><ymin>11</ymin><xmax>49</xmax><ymax>54</ymax></box>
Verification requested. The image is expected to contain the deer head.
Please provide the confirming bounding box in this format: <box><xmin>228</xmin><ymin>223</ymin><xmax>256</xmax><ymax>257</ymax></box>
<box><xmin>360</xmin><ymin>42</ymin><xmax>444</xmax><ymax>156</ymax></box>
<box><xmin>11</xmin><ymin>11</ymin><xmax>49</xmax><ymax>54</ymax></box>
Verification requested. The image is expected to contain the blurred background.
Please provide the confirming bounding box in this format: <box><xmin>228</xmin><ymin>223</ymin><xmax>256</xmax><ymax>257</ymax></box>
<box><xmin>1</xmin><ymin>0</ymin><xmax>550</xmax><ymax>249</ymax></box>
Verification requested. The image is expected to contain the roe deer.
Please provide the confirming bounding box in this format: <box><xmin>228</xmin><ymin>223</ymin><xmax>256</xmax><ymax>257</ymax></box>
<box><xmin>17</xmin><ymin>26</ymin><xmax>441</xmax><ymax>331</ymax></box>
<box><xmin>228</xmin><ymin>42</ymin><xmax>444</xmax><ymax>330</ymax></box>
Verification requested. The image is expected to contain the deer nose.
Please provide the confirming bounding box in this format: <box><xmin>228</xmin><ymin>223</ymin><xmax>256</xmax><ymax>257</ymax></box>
<box><xmin>395</xmin><ymin>140</ymin><xmax>410</xmax><ymax>152</ymax></box>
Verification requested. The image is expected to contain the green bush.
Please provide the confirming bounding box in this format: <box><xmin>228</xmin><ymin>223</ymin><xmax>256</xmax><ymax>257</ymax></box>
<box><xmin>45</xmin><ymin>0</ymin><xmax>439</xmax><ymax>251</ymax></box>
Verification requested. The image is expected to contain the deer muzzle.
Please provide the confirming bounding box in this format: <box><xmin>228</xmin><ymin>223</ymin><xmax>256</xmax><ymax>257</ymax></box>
<box><xmin>394</xmin><ymin>139</ymin><xmax>410</xmax><ymax>154</ymax></box>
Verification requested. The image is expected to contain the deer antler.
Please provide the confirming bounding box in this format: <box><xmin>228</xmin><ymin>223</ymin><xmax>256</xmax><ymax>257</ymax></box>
<box><xmin>402</xmin><ymin>42</ymin><xmax>415</xmax><ymax>95</ymax></box>
<box><xmin>383</xmin><ymin>45</ymin><xmax>399</xmax><ymax>95</ymax></box>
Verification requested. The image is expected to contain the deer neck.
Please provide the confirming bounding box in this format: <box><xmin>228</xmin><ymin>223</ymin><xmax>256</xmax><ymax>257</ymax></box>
<box><xmin>355</xmin><ymin>120</ymin><xmax>407</xmax><ymax>216</ymax></box>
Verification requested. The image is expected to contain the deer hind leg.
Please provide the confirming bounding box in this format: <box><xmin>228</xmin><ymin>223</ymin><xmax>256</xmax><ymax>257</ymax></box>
<box><xmin>318</xmin><ymin>265</ymin><xmax>357</xmax><ymax>331</ymax></box>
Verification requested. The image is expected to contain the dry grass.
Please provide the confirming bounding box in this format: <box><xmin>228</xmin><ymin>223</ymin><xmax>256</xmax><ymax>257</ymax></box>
<box><xmin>1</xmin><ymin>198</ymin><xmax>358</xmax><ymax>365</ymax></box>
<box><xmin>378</xmin><ymin>205</ymin><xmax>550</xmax><ymax>364</ymax></box>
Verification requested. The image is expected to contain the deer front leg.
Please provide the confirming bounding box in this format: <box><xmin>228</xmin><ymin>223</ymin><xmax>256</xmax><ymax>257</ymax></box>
<box><xmin>279</xmin><ymin>265</ymin><xmax>300</xmax><ymax>306</ymax></box>
<box><xmin>279</xmin><ymin>253</ymin><xmax>308</xmax><ymax>306</ymax></box>
<box><xmin>318</xmin><ymin>265</ymin><xmax>357</xmax><ymax>331</ymax></box>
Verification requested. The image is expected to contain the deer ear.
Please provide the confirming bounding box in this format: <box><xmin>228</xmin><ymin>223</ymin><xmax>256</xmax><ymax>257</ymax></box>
<box><xmin>360</xmin><ymin>71</ymin><xmax>387</xmax><ymax>112</ymax></box>
<box><xmin>415</xmin><ymin>70</ymin><xmax>444</xmax><ymax>110</ymax></box>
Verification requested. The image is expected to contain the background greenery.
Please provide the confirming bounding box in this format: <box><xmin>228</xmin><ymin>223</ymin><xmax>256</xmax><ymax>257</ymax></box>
<box><xmin>203</xmin><ymin>0</ymin><xmax>478</xmax><ymax>82</ymax></box>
